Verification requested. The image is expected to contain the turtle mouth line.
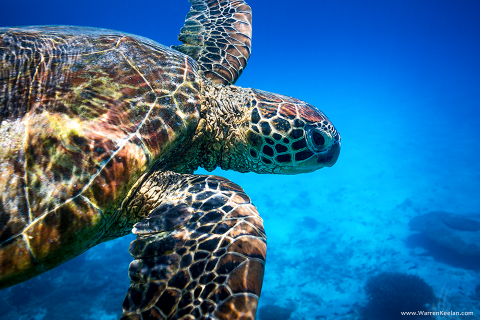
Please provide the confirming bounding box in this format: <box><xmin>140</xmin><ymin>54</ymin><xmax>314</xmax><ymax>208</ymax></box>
<box><xmin>316</xmin><ymin>140</ymin><xmax>341</xmax><ymax>167</ymax></box>
<box><xmin>278</xmin><ymin>140</ymin><xmax>341</xmax><ymax>174</ymax></box>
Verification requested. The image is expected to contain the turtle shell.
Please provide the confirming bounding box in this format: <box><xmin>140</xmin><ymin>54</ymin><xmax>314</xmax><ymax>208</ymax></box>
<box><xmin>0</xmin><ymin>26</ymin><xmax>201</xmax><ymax>285</ymax></box>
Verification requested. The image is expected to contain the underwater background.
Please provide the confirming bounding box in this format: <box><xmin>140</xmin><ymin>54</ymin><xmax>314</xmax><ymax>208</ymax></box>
<box><xmin>1</xmin><ymin>0</ymin><xmax>480</xmax><ymax>319</ymax></box>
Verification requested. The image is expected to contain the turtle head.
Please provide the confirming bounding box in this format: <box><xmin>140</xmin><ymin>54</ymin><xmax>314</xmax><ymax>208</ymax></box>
<box><xmin>242</xmin><ymin>89</ymin><xmax>341</xmax><ymax>174</ymax></box>
<box><xmin>199</xmin><ymin>85</ymin><xmax>340</xmax><ymax>174</ymax></box>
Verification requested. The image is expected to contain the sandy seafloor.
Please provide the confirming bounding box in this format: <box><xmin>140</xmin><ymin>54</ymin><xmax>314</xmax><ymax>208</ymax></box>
<box><xmin>1</xmin><ymin>1</ymin><xmax>480</xmax><ymax>319</ymax></box>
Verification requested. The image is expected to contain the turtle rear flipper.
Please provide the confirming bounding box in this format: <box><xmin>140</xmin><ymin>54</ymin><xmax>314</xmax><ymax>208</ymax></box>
<box><xmin>121</xmin><ymin>175</ymin><xmax>266</xmax><ymax>319</ymax></box>
<box><xmin>172</xmin><ymin>0</ymin><xmax>252</xmax><ymax>85</ymax></box>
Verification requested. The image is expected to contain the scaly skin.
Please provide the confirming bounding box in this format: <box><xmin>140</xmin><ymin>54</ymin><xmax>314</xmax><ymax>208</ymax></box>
<box><xmin>175</xmin><ymin>80</ymin><xmax>341</xmax><ymax>174</ymax></box>
<box><xmin>119</xmin><ymin>171</ymin><xmax>267</xmax><ymax>319</ymax></box>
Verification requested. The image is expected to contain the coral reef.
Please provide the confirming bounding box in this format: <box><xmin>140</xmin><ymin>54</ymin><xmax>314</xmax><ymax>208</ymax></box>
<box><xmin>409</xmin><ymin>211</ymin><xmax>480</xmax><ymax>256</ymax></box>
<box><xmin>361</xmin><ymin>272</ymin><xmax>436</xmax><ymax>320</ymax></box>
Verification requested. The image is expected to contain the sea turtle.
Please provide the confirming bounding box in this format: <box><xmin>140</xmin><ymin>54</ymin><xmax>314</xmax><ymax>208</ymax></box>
<box><xmin>0</xmin><ymin>0</ymin><xmax>341</xmax><ymax>318</ymax></box>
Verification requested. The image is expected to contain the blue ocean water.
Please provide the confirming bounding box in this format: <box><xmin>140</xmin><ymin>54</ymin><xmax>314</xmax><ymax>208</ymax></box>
<box><xmin>1</xmin><ymin>0</ymin><xmax>479</xmax><ymax>319</ymax></box>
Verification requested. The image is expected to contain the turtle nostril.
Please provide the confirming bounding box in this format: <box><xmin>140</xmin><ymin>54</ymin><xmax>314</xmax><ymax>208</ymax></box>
<box><xmin>312</xmin><ymin>130</ymin><xmax>325</xmax><ymax>147</ymax></box>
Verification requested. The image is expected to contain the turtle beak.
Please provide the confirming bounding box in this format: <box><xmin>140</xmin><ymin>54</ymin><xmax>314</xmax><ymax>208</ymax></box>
<box><xmin>319</xmin><ymin>139</ymin><xmax>341</xmax><ymax>167</ymax></box>
<box><xmin>297</xmin><ymin>140</ymin><xmax>341</xmax><ymax>172</ymax></box>
<box><xmin>279</xmin><ymin>138</ymin><xmax>341</xmax><ymax>174</ymax></box>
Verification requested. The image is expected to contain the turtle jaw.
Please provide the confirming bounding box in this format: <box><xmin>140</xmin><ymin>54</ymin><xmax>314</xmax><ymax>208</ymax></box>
<box><xmin>278</xmin><ymin>140</ymin><xmax>341</xmax><ymax>174</ymax></box>
<box><xmin>317</xmin><ymin>139</ymin><xmax>341</xmax><ymax>167</ymax></box>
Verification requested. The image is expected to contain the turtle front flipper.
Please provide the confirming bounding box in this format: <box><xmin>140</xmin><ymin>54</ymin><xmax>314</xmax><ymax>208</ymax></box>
<box><xmin>121</xmin><ymin>174</ymin><xmax>266</xmax><ymax>319</ymax></box>
<box><xmin>172</xmin><ymin>0</ymin><xmax>252</xmax><ymax>85</ymax></box>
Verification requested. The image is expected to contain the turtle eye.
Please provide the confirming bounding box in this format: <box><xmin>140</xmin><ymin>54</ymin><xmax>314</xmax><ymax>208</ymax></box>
<box><xmin>307</xmin><ymin>128</ymin><xmax>331</xmax><ymax>152</ymax></box>
<box><xmin>312</xmin><ymin>130</ymin><xmax>325</xmax><ymax>147</ymax></box>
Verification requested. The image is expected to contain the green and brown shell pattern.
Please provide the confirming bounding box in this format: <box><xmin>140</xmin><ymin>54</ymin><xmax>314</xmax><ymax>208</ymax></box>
<box><xmin>0</xmin><ymin>26</ymin><xmax>202</xmax><ymax>287</ymax></box>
